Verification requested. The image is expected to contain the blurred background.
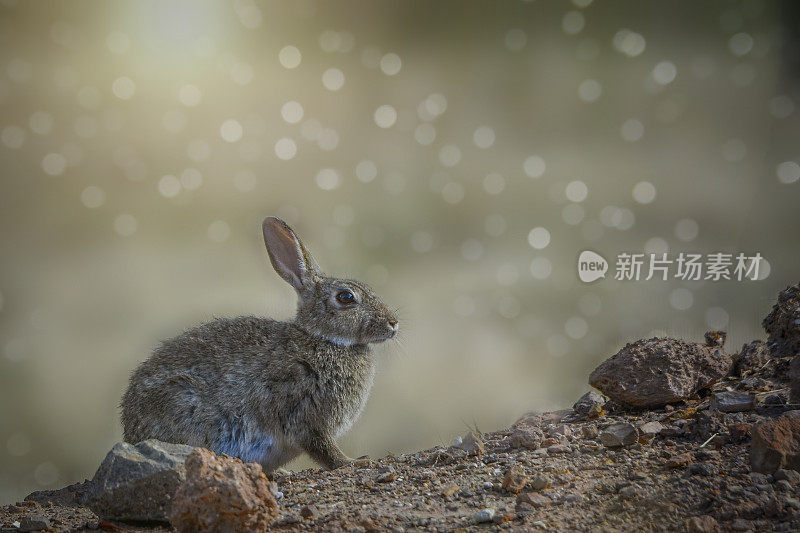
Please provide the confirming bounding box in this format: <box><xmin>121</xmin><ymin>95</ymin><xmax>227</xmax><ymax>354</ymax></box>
<box><xmin>1</xmin><ymin>0</ymin><xmax>799</xmax><ymax>503</ymax></box>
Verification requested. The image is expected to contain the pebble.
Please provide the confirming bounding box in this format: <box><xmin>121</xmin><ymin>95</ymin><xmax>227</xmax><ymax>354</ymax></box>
<box><xmin>599</xmin><ymin>422</ymin><xmax>638</xmax><ymax>447</ymax></box>
<box><xmin>530</xmin><ymin>473</ymin><xmax>550</xmax><ymax>490</ymax></box>
<box><xmin>517</xmin><ymin>492</ymin><xmax>552</xmax><ymax>508</ymax></box>
<box><xmin>775</xmin><ymin>468</ymin><xmax>800</xmax><ymax>484</ymax></box>
<box><xmin>502</xmin><ymin>465</ymin><xmax>527</xmax><ymax>493</ymax></box>
<box><xmin>547</xmin><ymin>444</ymin><xmax>571</xmax><ymax>454</ymax></box>
<box><xmin>300</xmin><ymin>505</ymin><xmax>320</xmax><ymax>519</ymax></box>
<box><xmin>666</xmin><ymin>453</ymin><xmax>692</xmax><ymax>468</ymax></box>
<box><xmin>581</xmin><ymin>424</ymin><xmax>599</xmax><ymax>439</ymax></box>
<box><xmin>711</xmin><ymin>391</ymin><xmax>754</xmax><ymax>413</ymax></box>
<box><xmin>18</xmin><ymin>515</ymin><xmax>51</xmax><ymax>532</ymax></box>
<box><xmin>475</xmin><ymin>507</ymin><xmax>495</xmax><ymax>523</ymax></box>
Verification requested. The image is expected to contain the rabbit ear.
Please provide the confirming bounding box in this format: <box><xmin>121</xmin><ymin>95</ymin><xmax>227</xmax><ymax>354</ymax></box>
<box><xmin>262</xmin><ymin>217</ymin><xmax>322</xmax><ymax>291</ymax></box>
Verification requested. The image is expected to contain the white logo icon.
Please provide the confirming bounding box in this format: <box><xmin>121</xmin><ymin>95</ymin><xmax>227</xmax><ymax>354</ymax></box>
<box><xmin>578</xmin><ymin>250</ymin><xmax>608</xmax><ymax>283</ymax></box>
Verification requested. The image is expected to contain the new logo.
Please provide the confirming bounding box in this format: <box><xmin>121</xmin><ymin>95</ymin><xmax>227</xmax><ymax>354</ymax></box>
<box><xmin>578</xmin><ymin>250</ymin><xmax>608</xmax><ymax>283</ymax></box>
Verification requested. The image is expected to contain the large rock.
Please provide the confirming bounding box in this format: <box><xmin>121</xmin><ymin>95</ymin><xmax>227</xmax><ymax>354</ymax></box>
<box><xmin>83</xmin><ymin>440</ymin><xmax>195</xmax><ymax>522</ymax></box>
<box><xmin>763</xmin><ymin>283</ymin><xmax>800</xmax><ymax>358</ymax></box>
<box><xmin>588</xmin><ymin>337</ymin><xmax>732</xmax><ymax>408</ymax></box>
<box><xmin>169</xmin><ymin>448</ymin><xmax>278</xmax><ymax>533</ymax></box>
<box><xmin>791</xmin><ymin>357</ymin><xmax>800</xmax><ymax>404</ymax></box>
<box><xmin>731</xmin><ymin>341</ymin><xmax>774</xmax><ymax>377</ymax></box>
<box><xmin>750</xmin><ymin>416</ymin><xmax>800</xmax><ymax>474</ymax></box>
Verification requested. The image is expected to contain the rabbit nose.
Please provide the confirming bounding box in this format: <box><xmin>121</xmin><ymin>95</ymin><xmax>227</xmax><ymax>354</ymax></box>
<box><xmin>387</xmin><ymin>318</ymin><xmax>398</xmax><ymax>331</ymax></box>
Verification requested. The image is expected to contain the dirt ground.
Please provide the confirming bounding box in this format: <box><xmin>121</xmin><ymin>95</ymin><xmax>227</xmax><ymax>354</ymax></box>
<box><xmin>3</xmin><ymin>348</ymin><xmax>799</xmax><ymax>532</ymax></box>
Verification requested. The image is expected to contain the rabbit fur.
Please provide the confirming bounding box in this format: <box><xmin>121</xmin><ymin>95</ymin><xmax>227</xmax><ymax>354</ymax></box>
<box><xmin>120</xmin><ymin>216</ymin><xmax>398</xmax><ymax>471</ymax></box>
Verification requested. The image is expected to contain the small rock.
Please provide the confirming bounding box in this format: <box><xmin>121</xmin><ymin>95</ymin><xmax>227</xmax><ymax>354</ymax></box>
<box><xmin>475</xmin><ymin>508</ymin><xmax>495</xmax><ymax>523</ymax></box>
<box><xmin>169</xmin><ymin>448</ymin><xmax>278</xmax><ymax>533</ymax></box>
<box><xmin>710</xmin><ymin>391</ymin><xmax>754</xmax><ymax>413</ymax></box>
<box><xmin>530</xmin><ymin>473</ymin><xmax>550</xmax><ymax>491</ymax></box>
<box><xmin>638</xmin><ymin>421</ymin><xmax>664</xmax><ymax>441</ymax></box>
<box><xmin>588</xmin><ymin>337</ymin><xmax>732</xmax><ymax>407</ymax></box>
<box><xmin>774</xmin><ymin>468</ymin><xmax>800</xmax><ymax>484</ymax></box>
<box><xmin>509</xmin><ymin>428</ymin><xmax>544</xmax><ymax>449</ymax></box>
<box><xmin>667</xmin><ymin>453</ymin><xmax>692</xmax><ymax>468</ymax></box>
<box><xmin>686</xmin><ymin>515</ymin><xmax>719</xmax><ymax>533</ymax></box>
<box><xmin>762</xmin><ymin>283</ymin><xmax>800</xmax><ymax>358</ymax></box>
<box><xmin>704</xmin><ymin>330</ymin><xmax>727</xmax><ymax>347</ymax></box>
<box><xmin>581</xmin><ymin>424</ymin><xmax>599</xmax><ymax>439</ymax></box>
<box><xmin>728</xmin><ymin>422</ymin><xmax>751</xmax><ymax>443</ymax></box>
<box><xmin>750</xmin><ymin>415</ymin><xmax>800</xmax><ymax>473</ymax></box>
<box><xmin>83</xmin><ymin>439</ymin><xmax>195</xmax><ymax>522</ymax></box>
<box><xmin>502</xmin><ymin>465</ymin><xmax>527</xmax><ymax>493</ymax></box>
<box><xmin>517</xmin><ymin>492</ymin><xmax>552</xmax><ymax>508</ymax></box>
<box><xmin>547</xmin><ymin>444</ymin><xmax>571</xmax><ymax>454</ymax></box>
<box><xmin>573</xmin><ymin>390</ymin><xmax>607</xmax><ymax>418</ymax></box>
<box><xmin>599</xmin><ymin>422</ymin><xmax>638</xmax><ymax>448</ymax></box>
<box><xmin>300</xmin><ymin>505</ymin><xmax>320</xmax><ymax>519</ymax></box>
<box><xmin>441</xmin><ymin>484</ymin><xmax>460</xmax><ymax>498</ymax></box>
<box><xmin>688</xmin><ymin>462</ymin><xmax>715</xmax><ymax>476</ymax></box>
<box><xmin>515</xmin><ymin>502</ymin><xmax>535</xmax><ymax>515</ymax></box>
<box><xmin>456</xmin><ymin>432</ymin><xmax>485</xmax><ymax>456</ymax></box>
<box><xmin>376</xmin><ymin>471</ymin><xmax>397</xmax><ymax>483</ymax></box>
<box><xmin>18</xmin><ymin>515</ymin><xmax>50</xmax><ymax>532</ymax></box>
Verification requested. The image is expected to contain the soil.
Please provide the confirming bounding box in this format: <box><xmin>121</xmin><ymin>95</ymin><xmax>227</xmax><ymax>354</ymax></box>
<box><xmin>2</xmin><ymin>353</ymin><xmax>799</xmax><ymax>532</ymax></box>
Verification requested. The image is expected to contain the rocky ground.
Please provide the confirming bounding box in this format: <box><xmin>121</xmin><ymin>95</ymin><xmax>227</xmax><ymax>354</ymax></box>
<box><xmin>2</xmin><ymin>283</ymin><xmax>800</xmax><ymax>532</ymax></box>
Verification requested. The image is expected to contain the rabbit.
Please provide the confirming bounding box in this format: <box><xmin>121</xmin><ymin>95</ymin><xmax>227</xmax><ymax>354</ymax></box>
<box><xmin>120</xmin><ymin>216</ymin><xmax>399</xmax><ymax>472</ymax></box>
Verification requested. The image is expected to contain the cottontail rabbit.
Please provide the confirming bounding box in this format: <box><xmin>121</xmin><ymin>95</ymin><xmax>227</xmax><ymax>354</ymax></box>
<box><xmin>120</xmin><ymin>217</ymin><xmax>398</xmax><ymax>471</ymax></box>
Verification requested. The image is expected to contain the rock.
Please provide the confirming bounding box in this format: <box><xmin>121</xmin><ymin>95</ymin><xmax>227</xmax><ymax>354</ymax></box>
<box><xmin>667</xmin><ymin>453</ymin><xmax>692</xmax><ymax>468</ymax></box>
<box><xmin>763</xmin><ymin>283</ymin><xmax>800</xmax><ymax>358</ymax></box>
<box><xmin>704</xmin><ymin>330</ymin><xmax>727</xmax><ymax>347</ymax></box>
<box><xmin>638</xmin><ymin>421</ymin><xmax>664</xmax><ymax>441</ymax></box>
<box><xmin>728</xmin><ymin>422</ymin><xmax>751</xmax><ymax>443</ymax></box>
<box><xmin>300</xmin><ymin>505</ymin><xmax>320</xmax><ymax>519</ymax></box>
<box><xmin>598</xmin><ymin>422</ymin><xmax>638</xmax><ymax>448</ymax></box>
<box><xmin>502</xmin><ymin>465</ymin><xmax>527</xmax><ymax>493</ymax></box>
<box><xmin>168</xmin><ymin>448</ymin><xmax>278</xmax><ymax>533</ymax></box>
<box><xmin>588</xmin><ymin>337</ymin><xmax>732</xmax><ymax>407</ymax></box>
<box><xmin>711</xmin><ymin>391</ymin><xmax>754</xmax><ymax>412</ymax></box>
<box><xmin>530</xmin><ymin>473</ymin><xmax>550</xmax><ymax>491</ymax></box>
<box><xmin>774</xmin><ymin>468</ymin><xmax>800</xmax><ymax>484</ymax></box>
<box><xmin>751</xmin><ymin>416</ymin><xmax>800</xmax><ymax>474</ymax></box>
<box><xmin>475</xmin><ymin>508</ymin><xmax>495</xmax><ymax>523</ymax></box>
<box><xmin>517</xmin><ymin>492</ymin><xmax>552</xmax><ymax>508</ymax></box>
<box><xmin>581</xmin><ymin>424</ymin><xmax>599</xmax><ymax>439</ymax></box>
<box><xmin>456</xmin><ymin>432</ymin><xmax>484</xmax><ymax>456</ymax></box>
<box><xmin>686</xmin><ymin>515</ymin><xmax>719</xmax><ymax>533</ymax></box>
<box><xmin>573</xmin><ymin>390</ymin><xmax>606</xmax><ymax>418</ymax></box>
<box><xmin>688</xmin><ymin>462</ymin><xmax>715</xmax><ymax>476</ymax></box>
<box><xmin>83</xmin><ymin>439</ymin><xmax>195</xmax><ymax>522</ymax></box>
<box><xmin>791</xmin><ymin>357</ymin><xmax>800</xmax><ymax>404</ymax></box>
<box><xmin>18</xmin><ymin>515</ymin><xmax>50</xmax><ymax>532</ymax></box>
<box><xmin>509</xmin><ymin>428</ymin><xmax>544</xmax><ymax>449</ymax></box>
<box><xmin>441</xmin><ymin>484</ymin><xmax>460</xmax><ymax>498</ymax></box>
<box><xmin>732</xmin><ymin>341</ymin><xmax>773</xmax><ymax>377</ymax></box>
<box><xmin>25</xmin><ymin>480</ymin><xmax>90</xmax><ymax>507</ymax></box>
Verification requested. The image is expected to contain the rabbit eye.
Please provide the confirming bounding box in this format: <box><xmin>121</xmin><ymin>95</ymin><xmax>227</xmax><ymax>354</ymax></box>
<box><xmin>336</xmin><ymin>290</ymin><xmax>356</xmax><ymax>305</ymax></box>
